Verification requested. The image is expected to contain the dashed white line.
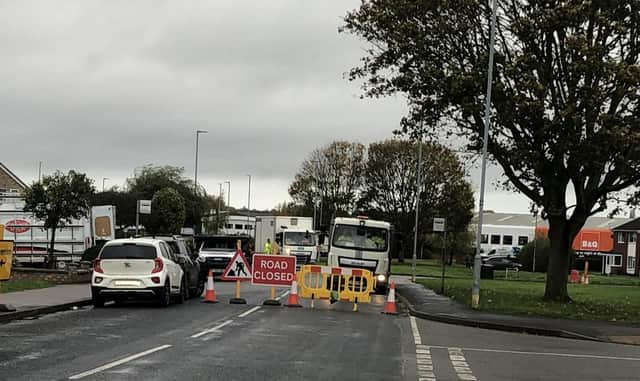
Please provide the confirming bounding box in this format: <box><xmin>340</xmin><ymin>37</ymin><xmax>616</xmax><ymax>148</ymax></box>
<box><xmin>238</xmin><ymin>306</ymin><xmax>261</xmax><ymax>318</ymax></box>
<box><xmin>190</xmin><ymin>319</ymin><xmax>234</xmax><ymax>338</ymax></box>
<box><xmin>448</xmin><ymin>348</ymin><xmax>476</xmax><ymax>381</ymax></box>
<box><xmin>68</xmin><ymin>344</ymin><xmax>172</xmax><ymax>379</ymax></box>
<box><xmin>411</xmin><ymin>316</ymin><xmax>436</xmax><ymax>380</ymax></box>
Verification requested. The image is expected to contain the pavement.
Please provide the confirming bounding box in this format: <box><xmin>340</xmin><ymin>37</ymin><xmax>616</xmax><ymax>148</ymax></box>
<box><xmin>1</xmin><ymin>279</ymin><xmax>640</xmax><ymax>379</ymax></box>
<box><xmin>0</xmin><ymin>284</ymin><xmax>92</xmax><ymax>323</ymax></box>
<box><xmin>395</xmin><ymin>277</ymin><xmax>640</xmax><ymax>345</ymax></box>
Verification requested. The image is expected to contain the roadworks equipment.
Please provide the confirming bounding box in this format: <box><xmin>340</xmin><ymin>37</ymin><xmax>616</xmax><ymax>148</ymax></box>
<box><xmin>285</xmin><ymin>280</ymin><xmax>302</xmax><ymax>307</ymax></box>
<box><xmin>203</xmin><ymin>270</ymin><xmax>218</xmax><ymax>303</ymax></box>
<box><xmin>382</xmin><ymin>281</ymin><xmax>398</xmax><ymax>315</ymax></box>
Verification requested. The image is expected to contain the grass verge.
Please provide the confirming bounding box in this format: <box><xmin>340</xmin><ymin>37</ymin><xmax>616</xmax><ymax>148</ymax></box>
<box><xmin>417</xmin><ymin>277</ymin><xmax>640</xmax><ymax>322</ymax></box>
<box><xmin>0</xmin><ymin>279</ymin><xmax>53</xmax><ymax>294</ymax></box>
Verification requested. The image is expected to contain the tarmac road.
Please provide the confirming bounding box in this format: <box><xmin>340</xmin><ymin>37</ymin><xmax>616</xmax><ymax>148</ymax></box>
<box><xmin>1</xmin><ymin>280</ymin><xmax>640</xmax><ymax>380</ymax></box>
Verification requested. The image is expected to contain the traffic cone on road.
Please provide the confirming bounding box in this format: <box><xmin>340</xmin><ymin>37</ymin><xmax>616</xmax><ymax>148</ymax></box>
<box><xmin>203</xmin><ymin>270</ymin><xmax>218</xmax><ymax>303</ymax></box>
<box><xmin>382</xmin><ymin>282</ymin><xmax>398</xmax><ymax>315</ymax></box>
<box><xmin>285</xmin><ymin>280</ymin><xmax>302</xmax><ymax>308</ymax></box>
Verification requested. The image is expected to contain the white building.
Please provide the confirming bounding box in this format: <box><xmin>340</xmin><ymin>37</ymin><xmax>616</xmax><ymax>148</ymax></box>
<box><xmin>221</xmin><ymin>215</ymin><xmax>256</xmax><ymax>236</ymax></box>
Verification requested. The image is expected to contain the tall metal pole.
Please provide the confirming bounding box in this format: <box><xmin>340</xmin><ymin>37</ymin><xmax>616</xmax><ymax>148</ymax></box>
<box><xmin>194</xmin><ymin>130</ymin><xmax>208</xmax><ymax>195</ymax></box>
<box><xmin>225</xmin><ymin>180</ymin><xmax>231</xmax><ymax>208</ymax></box>
<box><xmin>472</xmin><ymin>0</ymin><xmax>498</xmax><ymax>309</ymax></box>
<box><xmin>102</xmin><ymin>177</ymin><xmax>108</xmax><ymax>192</ymax></box>
<box><xmin>247</xmin><ymin>174</ymin><xmax>251</xmax><ymax>225</ymax></box>
<box><xmin>218</xmin><ymin>183</ymin><xmax>223</xmax><ymax>232</ymax></box>
<box><xmin>412</xmin><ymin>134</ymin><xmax>423</xmax><ymax>283</ymax></box>
<box><xmin>533</xmin><ymin>209</ymin><xmax>538</xmax><ymax>272</ymax></box>
<box><xmin>38</xmin><ymin>161</ymin><xmax>42</xmax><ymax>182</ymax></box>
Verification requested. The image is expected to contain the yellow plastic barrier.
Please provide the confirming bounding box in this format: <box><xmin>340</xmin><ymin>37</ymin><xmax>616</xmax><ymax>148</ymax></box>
<box><xmin>297</xmin><ymin>265</ymin><xmax>375</xmax><ymax>306</ymax></box>
<box><xmin>0</xmin><ymin>240</ymin><xmax>14</xmax><ymax>281</ymax></box>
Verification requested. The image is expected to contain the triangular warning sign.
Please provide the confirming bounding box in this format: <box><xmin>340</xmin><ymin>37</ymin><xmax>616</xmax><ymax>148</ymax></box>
<box><xmin>220</xmin><ymin>250</ymin><xmax>252</xmax><ymax>281</ymax></box>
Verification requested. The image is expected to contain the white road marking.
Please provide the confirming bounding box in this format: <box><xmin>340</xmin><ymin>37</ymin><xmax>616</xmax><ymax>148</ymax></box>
<box><xmin>238</xmin><ymin>306</ymin><xmax>261</xmax><ymax>318</ymax></box>
<box><xmin>411</xmin><ymin>316</ymin><xmax>437</xmax><ymax>380</ymax></box>
<box><xmin>427</xmin><ymin>345</ymin><xmax>640</xmax><ymax>362</ymax></box>
<box><xmin>68</xmin><ymin>344</ymin><xmax>171</xmax><ymax>379</ymax></box>
<box><xmin>448</xmin><ymin>347</ymin><xmax>477</xmax><ymax>380</ymax></box>
<box><xmin>410</xmin><ymin>316</ymin><xmax>422</xmax><ymax>345</ymax></box>
<box><xmin>275</xmin><ymin>290</ymin><xmax>290</xmax><ymax>301</ymax></box>
<box><xmin>190</xmin><ymin>320</ymin><xmax>234</xmax><ymax>338</ymax></box>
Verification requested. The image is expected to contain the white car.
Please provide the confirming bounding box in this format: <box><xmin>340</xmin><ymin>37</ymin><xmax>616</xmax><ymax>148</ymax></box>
<box><xmin>91</xmin><ymin>238</ymin><xmax>186</xmax><ymax>307</ymax></box>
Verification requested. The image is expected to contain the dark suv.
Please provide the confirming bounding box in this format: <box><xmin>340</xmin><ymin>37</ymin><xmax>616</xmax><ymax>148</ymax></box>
<box><xmin>143</xmin><ymin>235</ymin><xmax>204</xmax><ymax>298</ymax></box>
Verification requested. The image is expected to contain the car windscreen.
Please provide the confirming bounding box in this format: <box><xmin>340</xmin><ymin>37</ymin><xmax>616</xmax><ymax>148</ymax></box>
<box><xmin>99</xmin><ymin>244</ymin><xmax>157</xmax><ymax>259</ymax></box>
<box><xmin>332</xmin><ymin>224</ymin><xmax>388</xmax><ymax>252</ymax></box>
<box><xmin>284</xmin><ymin>232</ymin><xmax>316</xmax><ymax>246</ymax></box>
<box><xmin>201</xmin><ymin>237</ymin><xmax>238</xmax><ymax>251</ymax></box>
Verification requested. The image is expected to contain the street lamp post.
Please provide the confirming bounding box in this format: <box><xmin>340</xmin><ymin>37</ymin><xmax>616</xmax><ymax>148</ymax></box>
<box><xmin>225</xmin><ymin>180</ymin><xmax>231</xmax><ymax>209</ymax></box>
<box><xmin>218</xmin><ymin>183</ymin><xmax>223</xmax><ymax>232</ymax></box>
<box><xmin>533</xmin><ymin>207</ymin><xmax>539</xmax><ymax>272</ymax></box>
<box><xmin>194</xmin><ymin>130</ymin><xmax>208</xmax><ymax>195</ymax></box>
<box><xmin>471</xmin><ymin>0</ymin><xmax>498</xmax><ymax>309</ymax></box>
<box><xmin>246</xmin><ymin>174</ymin><xmax>252</xmax><ymax>239</ymax></box>
<box><xmin>412</xmin><ymin>132</ymin><xmax>423</xmax><ymax>283</ymax></box>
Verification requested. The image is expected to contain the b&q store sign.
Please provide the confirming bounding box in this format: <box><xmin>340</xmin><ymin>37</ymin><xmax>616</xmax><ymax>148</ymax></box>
<box><xmin>536</xmin><ymin>228</ymin><xmax>613</xmax><ymax>252</ymax></box>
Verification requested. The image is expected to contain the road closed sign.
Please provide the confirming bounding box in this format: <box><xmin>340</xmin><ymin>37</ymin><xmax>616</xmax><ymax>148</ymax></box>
<box><xmin>251</xmin><ymin>254</ymin><xmax>296</xmax><ymax>286</ymax></box>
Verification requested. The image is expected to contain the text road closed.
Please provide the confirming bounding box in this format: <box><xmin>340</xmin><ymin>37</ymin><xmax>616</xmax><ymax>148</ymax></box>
<box><xmin>251</xmin><ymin>254</ymin><xmax>297</xmax><ymax>286</ymax></box>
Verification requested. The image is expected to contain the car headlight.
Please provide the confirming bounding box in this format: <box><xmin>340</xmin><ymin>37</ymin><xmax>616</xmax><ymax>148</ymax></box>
<box><xmin>197</xmin><ymin>256</ymin><xmax>206</xmax><ymax>263</ymax></box>
<box><xmin>285</xmin><ymin>248</ymin><xmax>291</xmax><ymax>255</ymax></box>
<box><xmin>377</xmin><ymin>274</ymin><xmax>386</xmax><ymax>282</ymax></box>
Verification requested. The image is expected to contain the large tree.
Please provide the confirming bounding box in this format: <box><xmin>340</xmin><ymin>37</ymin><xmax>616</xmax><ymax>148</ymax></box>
<box><xmin>23</xmin><ymin>170</ymin><xmax>95</xmax><ymax>268</ymax></box>
<box><xmin>127</xmin><ymin>165</ymin><xmax>209</xmax><ymax>233</ymax></box>
<box><xmin>289</xmin><ymin>141</ymin><xmax>366</xmax><ymax>227</ymax></box>
<box><xmin>343</xmin><ymin>1</ymin><xmax>640</xmax><ymax>301</ymax></box>
<box><xmin>361</xmin><ymin>139</ymin><xmax>474</xmax><ymax>261</ymax></box>
<box><xmin>147</xmin><ymin>188</ymin><xmax>186</xmax><ymax>235</ymax></box>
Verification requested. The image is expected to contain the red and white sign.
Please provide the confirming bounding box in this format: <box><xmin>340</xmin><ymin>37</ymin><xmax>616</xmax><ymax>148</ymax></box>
<box><xmin>578</xmin><ymin>231</ymin><xmax>600</xmax><ymax>251</ymax></box>
<box><xmin>5</xmin><ymin>219</ymin><xmax>30</xmax><ymax>234</ymax></box>
<box><xmin>251</xmin><ymin>254</ymin><xmax>297</xmax><ymax>286</ymax></box>
<box><xmin>220</xmin><ymin>250</ymin><xmax>252</xmax><ymax>281</ymax></box>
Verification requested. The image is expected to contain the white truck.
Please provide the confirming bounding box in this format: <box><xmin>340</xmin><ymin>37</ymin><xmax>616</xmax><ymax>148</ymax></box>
<box><xmin>0</xmin><ymin>192</ymin><xmax>116</xmax><ymax>266</ymax></box>
<box><xmin>254</xmin><ymin>216</ymin><xmax>319</xmax><ymax>266</ymax></box>
<box><xmin>327</xmin><ymin>216</ymin><xmax>392</xmax><ymax>293</ymax></box>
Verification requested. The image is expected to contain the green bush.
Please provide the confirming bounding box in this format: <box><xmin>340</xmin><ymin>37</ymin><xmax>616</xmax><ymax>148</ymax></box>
<box><xmin>519</xmin><ymin>238</ymin><xmax>550</xmax><ymax>272</ymax></box>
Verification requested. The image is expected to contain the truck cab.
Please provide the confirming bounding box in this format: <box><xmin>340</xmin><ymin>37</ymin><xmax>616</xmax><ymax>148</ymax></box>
<box><xmin>276</xmin><ymin>229</ymin><xmax>319</xmax><ymax>267</ymax></box>
<box><xmin>327</xmin><ymin>216</ymin><xmax>392</xmax><ymax>293</ymax></box>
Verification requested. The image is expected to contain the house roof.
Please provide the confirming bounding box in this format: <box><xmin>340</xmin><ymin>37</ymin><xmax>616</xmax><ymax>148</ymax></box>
<box><xmin>474</xmin><ymin>212</ymin><xmax>631</xmax><ymax>230</ymax></box>
<box><xmin>612</xmin><ymin>218</ymin><xmax>640</xmax><ymax>232</ymax></box>
<box><xmin>0</xmin><ymin>162</ymin><xmax>27</xmax><ymax>190</ymax></box>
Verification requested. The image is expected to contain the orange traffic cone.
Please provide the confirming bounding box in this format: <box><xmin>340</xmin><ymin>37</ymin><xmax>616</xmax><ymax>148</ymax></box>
<box><xmin>383</xmin><ymin>282</ymin><xmax>398</xmax><ymax>315</ymax></box>
<box><xmin>285</xmin><ymin>280</ymin><xmax>302</xmax><ymax>308</ymax></box>
<box><xmin>203</xmin><ymin>270</ymin><xmax>218</xmax><ymax>303</ymax></box>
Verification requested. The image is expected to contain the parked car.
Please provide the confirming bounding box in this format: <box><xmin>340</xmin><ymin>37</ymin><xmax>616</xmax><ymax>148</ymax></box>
<box><xmin>482</xmin><ymin>256</ymin><xmax>523</xmax><ymax>271</ymax></box>
<box><xmin>144</xmin><ymin>235</ymin><xmax>204</xmax><ymax>298</ymax></box>
<box><xmin>91</xmin><ymin>238</ymin><xmax>186</xmax><ymax>307</ymax></box>
<box><xmin>196</xmin><ymin>235</ymin><xmax>253</xmax><ymax>279</ymax></box>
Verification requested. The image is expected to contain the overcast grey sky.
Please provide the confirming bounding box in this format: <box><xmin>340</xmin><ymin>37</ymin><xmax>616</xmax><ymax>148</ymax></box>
<box><xmin>1</xmin><ymin>0</ymin><xmax>530</xmax><ymax>213</ymax></box>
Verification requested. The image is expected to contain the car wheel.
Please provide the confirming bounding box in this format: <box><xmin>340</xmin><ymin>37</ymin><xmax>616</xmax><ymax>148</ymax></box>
<box><xmin>176</xmin><ymin>278</ymin><xmax>187</xmax><ymax>304</ymax></box>
<box><xmin>157</xmin><ymin>281</ymin><xmax>171</xmax><ymax>308</ymax></box>
<box><xmin>92</xmin><ymin>294</ymin><xmax>105</xmax><ymax>308</ymax></box>
<box><xmin>191</xmin><ymin>278</ymin><xmax>205</xmax><ymax>299</ymax></box>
